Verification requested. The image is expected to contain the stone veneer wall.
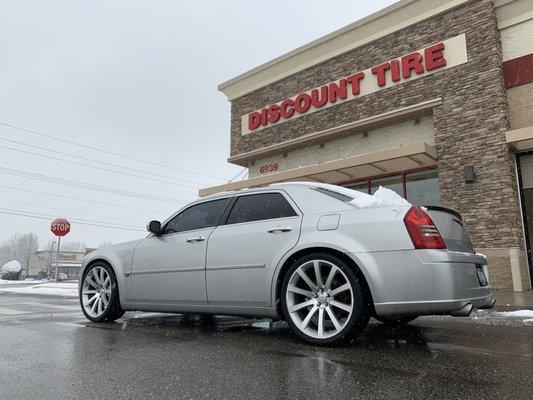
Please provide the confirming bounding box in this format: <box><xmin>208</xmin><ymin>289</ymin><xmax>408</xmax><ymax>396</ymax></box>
<box><xmin>228</xmin><ymin>0</ymin><xmax>527</xmax><ymax>289</ymax></box>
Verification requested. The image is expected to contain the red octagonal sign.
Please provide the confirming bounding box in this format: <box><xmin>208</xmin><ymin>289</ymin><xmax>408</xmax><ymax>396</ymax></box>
<box><xmin>51</xmin><ymin>218</ymin><xmax>71</xmax><ymax>237</ymax></box>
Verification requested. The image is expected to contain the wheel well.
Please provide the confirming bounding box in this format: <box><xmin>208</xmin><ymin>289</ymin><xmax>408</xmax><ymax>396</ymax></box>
<box><xmin>83</xmin><ymin>259</ymin><xmax>114</xmax><ymax>279</ymax></box>
<box><xmin>274</xmin><ymin>247</ymin><xmax>374</xmax><ymax>318</ymax></box>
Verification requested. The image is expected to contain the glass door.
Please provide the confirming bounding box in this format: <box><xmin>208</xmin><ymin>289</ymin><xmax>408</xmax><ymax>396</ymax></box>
<box><xmin>518</xmin><ymin>153</ymin><xmax>533</xmax><ymax>286</ymax></box>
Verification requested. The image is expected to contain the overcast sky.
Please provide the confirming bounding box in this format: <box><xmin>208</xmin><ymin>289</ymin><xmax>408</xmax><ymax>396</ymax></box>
<box><xmin>0</xmin><ymin>0</ymin><xmax>396</xmax><ymax>249</ymax></box>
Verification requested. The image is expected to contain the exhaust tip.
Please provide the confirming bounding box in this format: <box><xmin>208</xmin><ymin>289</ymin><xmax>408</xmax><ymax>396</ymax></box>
<box><xmin>450</xmin><ymin>302</ymin><xmax>473</xmax><ymax>317</ymax></box>
<box><xmin>479</xmin><ymin>297</ymin><xmax>496</xmax><ymax>310</ymax></box>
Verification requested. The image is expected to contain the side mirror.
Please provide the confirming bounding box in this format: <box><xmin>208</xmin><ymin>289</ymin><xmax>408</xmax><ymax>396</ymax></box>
<box><xmin>147</xmin><ymin>220</ymin><xmax>162</xmax><ymax>235</ymax></box>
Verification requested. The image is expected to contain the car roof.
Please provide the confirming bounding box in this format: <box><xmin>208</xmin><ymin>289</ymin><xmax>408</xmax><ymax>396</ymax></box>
<box><xmin>198</xmin><ymin>182</ymin><xmax>318</xmax><ymax>202</ymax></box>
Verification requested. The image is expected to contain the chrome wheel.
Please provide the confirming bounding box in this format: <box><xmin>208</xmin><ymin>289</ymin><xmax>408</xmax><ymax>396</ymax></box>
<box><xmin>82</xmin><ymin>266</ymin><xmax>112</xmax><ymax>318</ymax></box>
<box><xmin>285</xmin><ymin>259</ymin><xmax>354</xmax><ymax>339</ymax></box>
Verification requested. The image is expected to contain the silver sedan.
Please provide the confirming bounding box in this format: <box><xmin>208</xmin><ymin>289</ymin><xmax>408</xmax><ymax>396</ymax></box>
<box><xmin>79</xmin><ymin>182</ymin><xmax>494</xmax><ymax>344</ymax></box>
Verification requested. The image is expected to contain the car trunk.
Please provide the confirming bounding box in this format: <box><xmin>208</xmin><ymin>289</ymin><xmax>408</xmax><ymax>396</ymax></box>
<box><xmin>425</xmin><ymin>206</ymin><xmax>475</xmax><ymax>253</ymax></box>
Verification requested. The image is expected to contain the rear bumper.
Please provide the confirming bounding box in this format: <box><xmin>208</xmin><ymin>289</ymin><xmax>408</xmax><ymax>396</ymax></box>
<box><xmin>374</xmin><ymin>294</ymin><xmax>495</xmax><ymax>317</ymax></box>
<box><xmin>350</xmin><ymin>249</ymin><xmax>495</xmax><ymax>318</ymax></box>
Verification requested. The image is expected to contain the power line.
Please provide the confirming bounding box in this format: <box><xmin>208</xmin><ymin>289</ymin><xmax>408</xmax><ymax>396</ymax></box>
<box><xmin>0</xmin><ymin>143</ymin><xmax>202</xmax><ymax>190</ymax></box>
<box><xmin>0</xmin><ymin>209</ymin><xmax>146</xmax><ymax>232</ymax></box>
<box><xmin>0</xmin><ymin>206</ymin><xmax>142</xmax><ymax>229</ymax></box>
<box><xmin>0</xmin><ymin>136</ymin><xmax>212</xmax><ymax>186</ymax></box>
<box><xmin>0</xmin><ymin>167</ymin><xmax>182</xmax><ymax>203</ymax></box>
<box><xmin>0</xmin><ymin>166</ymin><xmax>191</xmax><ymax>203</ymax></box>
<box><xmin>228</xmin><ymin>167</ymin><xmax>248</xmax><ymax>182</ymax></box>
<box><xmin>0</xmin><ymin>197</ymin><xmax>143</xmax><ymax>224</ymax></box>
<box><xmin>0</xmin><ymin>121</ymin><xmax>227</xmax><ymax>181</ymax></box>
<box><xmin>0</xmin><ymin>184</ymin><xmax>166</xmax><ymax>213</ymax></box>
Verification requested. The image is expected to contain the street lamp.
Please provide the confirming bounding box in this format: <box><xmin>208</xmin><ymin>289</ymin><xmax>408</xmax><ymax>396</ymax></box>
<box><xmin>48</xmin><ymin>241</ymin><xmax>56</xmax><ymax>280</ymax></box>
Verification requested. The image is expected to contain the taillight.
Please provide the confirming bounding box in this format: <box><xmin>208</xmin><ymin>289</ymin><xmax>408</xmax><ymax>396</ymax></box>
<box><xmin>403</xmin><ymin>206</ymin><xmax>446</xmax><ymax>249</ymax></box>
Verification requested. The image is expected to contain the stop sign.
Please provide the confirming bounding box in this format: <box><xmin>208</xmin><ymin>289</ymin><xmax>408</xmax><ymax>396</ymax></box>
<box><xmin>51</xmin><ymin>218</ymin><xmax>71</xmax><ymax>237</ymax></box>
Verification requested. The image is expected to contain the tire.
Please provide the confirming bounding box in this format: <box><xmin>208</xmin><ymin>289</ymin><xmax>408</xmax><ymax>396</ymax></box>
<box><xmin>375</xmin><ymin>316</ymin><xmax>418</xmax><ymax>326</ymax></box>
<box><xmin>280</xmin><ymin>253</ymin><xmax>370</xmax><ymax>345</ymax></box>
<box><xmin>80</xmin><ymin>262</ymin><xmax>125</xmax><ymax>322</ymax></box>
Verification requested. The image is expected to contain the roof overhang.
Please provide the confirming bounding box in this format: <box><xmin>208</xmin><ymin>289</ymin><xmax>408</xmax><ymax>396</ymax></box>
<box><xmin>199</xmin><ymin>142</ymin><xmax>436</xmax><ymax>197</ymax></box>
<box><xmin>218</xmin><ymin>0</ymin><xmax>469</xmax><ymax>100</ymax></box>
<box><xmin>51</xmin><ymin>263</ymin><xmax>82</xmax><ymax>268</ymax></box>
<box><xmin>506</xmin><ymin>126</ymin><xmax>533</xmax><ymax>151</ymax></box>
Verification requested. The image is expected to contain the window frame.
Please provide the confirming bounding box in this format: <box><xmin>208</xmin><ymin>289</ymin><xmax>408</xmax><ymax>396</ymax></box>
<box><xmin>337</xmin><ymin>166</ymin><xmax>438</xmax><ymax>201</ymax></box>
<box><xmin>159</xmin><ymin>196</ymin><xmax>234</xmax><ymax>236</ymax></box>
<box><xmin>221</xmin><ymin>190</ymin><xmax>301</xmax><ymax>227</ymax></box>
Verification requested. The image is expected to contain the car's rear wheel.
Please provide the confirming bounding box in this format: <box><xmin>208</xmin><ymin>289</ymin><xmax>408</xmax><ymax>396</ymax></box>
<box><xmin>280</xmin><ymin>253</ymin><xmax>370</xmax><ymax>345</ymax></box>
<box><xmin>80</xmin><ymin>262</ymin><xmax>124</xmax><ymax>322</ymax></box>
<box><xmin>375</xmin><ymin>316</ymin><xmax>418</xmax><ymax>326</ymax></box>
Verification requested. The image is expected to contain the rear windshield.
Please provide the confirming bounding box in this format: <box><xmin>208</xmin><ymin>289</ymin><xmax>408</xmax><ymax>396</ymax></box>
<box><xmin>313</xmin><ymin>187</ymin><xmax>354</xmax><ymax>203</ymax></box>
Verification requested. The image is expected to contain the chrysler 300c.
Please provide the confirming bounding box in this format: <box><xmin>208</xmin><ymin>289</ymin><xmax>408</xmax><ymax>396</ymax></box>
<box><xmin>79</xmin><ymin>182</ymin><xmax>494</xmax><ymax>344</ymax></box>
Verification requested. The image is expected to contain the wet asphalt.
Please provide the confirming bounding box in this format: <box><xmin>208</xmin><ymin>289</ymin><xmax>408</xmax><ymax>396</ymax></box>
<box><xmin>0</xmin><ymin>291</ymin><xmax>531</xmax><ymax>400</ymax></box>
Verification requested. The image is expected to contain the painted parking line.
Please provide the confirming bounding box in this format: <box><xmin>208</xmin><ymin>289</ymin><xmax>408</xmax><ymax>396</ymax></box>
<box><xmin>0</xmin><ymin>307</ymin><xmax>30</xmax><ymax>315</ymax></box>
<box><xmin>0</xmin><ymin>312</ymin><xmax>83</xmax><ymax>321</ymax></box>
<box><xmin>22</xmin><ymin>302</ymin><xmax>81</xmax><ymax>311</ymax></box>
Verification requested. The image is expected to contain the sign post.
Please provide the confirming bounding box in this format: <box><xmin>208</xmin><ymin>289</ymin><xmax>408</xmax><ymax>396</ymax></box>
<box><xmin>50</xmin><ymin>218</ymin><xmax>71</xmax><ymax>282</ymax></box>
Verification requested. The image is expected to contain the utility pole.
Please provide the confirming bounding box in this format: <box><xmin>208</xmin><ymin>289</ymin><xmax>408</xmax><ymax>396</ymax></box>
<box><xmin>48</xmin><ymin>241</ymin><xmax>55</xmax><ymax>279</ymax></box>
<box><xmin>54</xmin><ymin>236</ymin><xmax>61</xmax><ymax>283</ymax></box>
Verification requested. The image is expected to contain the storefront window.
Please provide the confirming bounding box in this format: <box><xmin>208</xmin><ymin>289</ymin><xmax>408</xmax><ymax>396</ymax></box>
<box><xmin>346</xmin><ymin>181</ymin><xmax>367</xmax><ymax>193</ymax></box>
<box><xmin>370</xmin><ymin>175</ymin><xmax>403</xmax><ymax>197</ymax></box>
<box><xmin>343</xmin><ymin>168</ymin><xmax>441</xmax><ymax>206</ymax></box>
<box><xmin>406</xmin><ymin>169</ymin><xmax>441</xmax><ymax>206</ymax></box>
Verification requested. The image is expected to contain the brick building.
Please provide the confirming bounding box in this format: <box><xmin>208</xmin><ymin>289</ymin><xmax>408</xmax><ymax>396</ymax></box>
<box><xmin>201</xmin><ymin>0</ymin><xmax>533</xmax><ymax>291</ymax></box>
<box><xmin>29</xmin><ymin>248</ymin><xmax>96</xmax><ymax>279</ymax></box>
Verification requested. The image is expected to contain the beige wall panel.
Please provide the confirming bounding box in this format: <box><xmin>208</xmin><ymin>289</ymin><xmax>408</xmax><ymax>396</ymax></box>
<box><xmin>500</xmin><ymin>17</ymin><xmax>533</xmax><ymax>61</ymax></box>
<box><xmin>507</xmin><ymin>83</ymin><xmax>533</xmax><ymax>130</ymax></box>
<box><xmin>249</xmin><ymin>116</ymin><xmax>435</xmax><ymax>178</ymax></box>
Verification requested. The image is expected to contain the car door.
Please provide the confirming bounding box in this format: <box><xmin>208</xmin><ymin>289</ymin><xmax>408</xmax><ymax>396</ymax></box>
<box><xmin>131</xmin><ymin>197</ymin><xmax>231</xmax><ymax>305</ymax></box>
<box><xmin>206</xmin><ymin>191</ymin><xmax>301</xmax><ymax>307</ymax></box>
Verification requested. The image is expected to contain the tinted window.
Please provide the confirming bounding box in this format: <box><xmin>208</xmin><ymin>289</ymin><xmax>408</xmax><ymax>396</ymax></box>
<box><xmin>314</xmin><ymin>187</ymin><xmax>353</xmax><ymax>203</ymax></box>
<box><xmin>164</xmin><ymin>198</ymin><xmax>230</xmax><ymax>234</ymax></box>
<box><xmin>226</xmin><ymin>193</ymin><xmax>297</xmax><ymax>225</ymax></box>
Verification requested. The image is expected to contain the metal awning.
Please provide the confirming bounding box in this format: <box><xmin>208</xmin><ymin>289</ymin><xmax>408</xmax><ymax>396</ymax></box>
<box><xmin>199</xmin><ymin>142</ymin><xmax>437</xmax><ymax>197</ymax></box>
<box><xmin>506</xmin><ymin>126</ymin><xmax>533</xmax><ymax>151</ymax></box>
<box><xmin>50</xmin><ymin>263</ymin><xmax>82</xmax><ymax>268</ymax></box>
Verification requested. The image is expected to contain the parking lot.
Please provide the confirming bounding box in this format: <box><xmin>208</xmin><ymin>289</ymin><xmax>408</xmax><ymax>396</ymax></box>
<box><xmin>0</xmin><ymin>289</ymin><xmax>531</xmax><ymax>400</ymax></box>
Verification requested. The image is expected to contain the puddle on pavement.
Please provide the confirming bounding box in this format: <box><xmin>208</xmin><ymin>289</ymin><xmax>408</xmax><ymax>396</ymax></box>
<box><xmin>116</xmin><ymin>312</ymin><xmax>284</xmax><ymax>333</ymax></box>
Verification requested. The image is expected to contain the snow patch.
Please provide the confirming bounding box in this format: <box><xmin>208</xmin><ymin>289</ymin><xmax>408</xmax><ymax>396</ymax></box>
<box><xmin>501</xmin><ymin>310</ymin><xmax>533</xmax><ymax>318</ymax></box>
<box><xmin>349</xmin><ymin>186</ymin><xmax>411</xmax><ymax>208</ymax></box>
<box><xmin>0</xmin><ymin>279</ymin><xmax>47</xmax><ymax>285</ymax></box>
<box><xmin>274</xmin><ymin>182</ymin><xmax>411</xmax><ymax>208</ymax></box>
<box><xmin>1</xmin><ymin>260</ymin><xmax>22</xmax><ymax>273</ymax></box>
<box><xmin>0</xmin><ymin>282</ymin><xmax>78</xmax><ymax>297</ymax></box>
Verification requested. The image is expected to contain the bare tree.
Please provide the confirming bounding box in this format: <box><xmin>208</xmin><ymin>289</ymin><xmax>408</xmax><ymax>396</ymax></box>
<box><xmin>0</xmin><ymin>233</ymin><xmax>39</xmax><ymax>276</ymax></box>
<box><xmin>60</xmin><ymin>241</ymin><xmax>87</xmax><ymax>252</ymax></box>
<box><xmin>20</xmin><ymin>233</ymin><xmax>39</xmax><ymax>276</ymax></box>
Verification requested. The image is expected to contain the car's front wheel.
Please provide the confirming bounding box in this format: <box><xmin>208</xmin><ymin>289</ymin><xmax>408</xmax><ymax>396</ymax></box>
<box><xmin>80</xmin><ymin>262</ymin><xmax>124</xmax><ymax>322</ymax></box>
<box><xmin>280</xmin><ymin>253</ymin><xmax>370</xmax><ymax>345</ymax></box>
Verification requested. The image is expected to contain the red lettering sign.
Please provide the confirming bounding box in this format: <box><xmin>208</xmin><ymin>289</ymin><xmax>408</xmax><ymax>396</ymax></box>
<box><xmin>246</xmin><ymin>42</ymin><xmax>448</xmax><ymax>132</ymax></box>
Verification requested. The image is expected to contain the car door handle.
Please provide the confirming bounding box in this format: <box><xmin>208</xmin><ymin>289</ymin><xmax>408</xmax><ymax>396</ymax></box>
<box><xmin>186</xmin><ymin>236</ymin><xmax>205</xmax><ymax>243</ymax></box>
<box><xmin>267</xmin><ymin>226</ymin><xmax>292</xmax><ymax>233</ymax></box>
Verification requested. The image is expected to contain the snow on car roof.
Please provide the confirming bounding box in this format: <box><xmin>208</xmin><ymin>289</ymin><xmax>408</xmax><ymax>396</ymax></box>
<box><xmin>271</xmin><ymin>181</ymin><xmax>411</xmax><ymax>209</ymax></box>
